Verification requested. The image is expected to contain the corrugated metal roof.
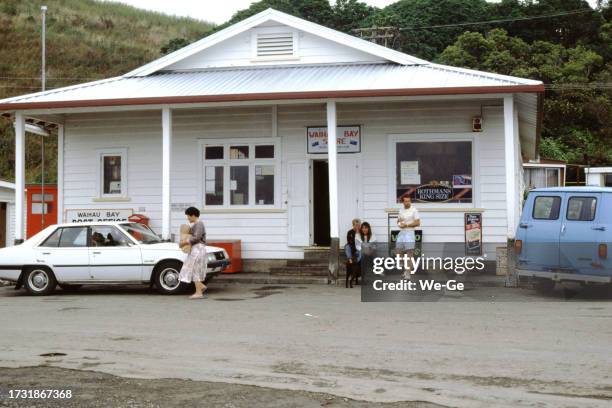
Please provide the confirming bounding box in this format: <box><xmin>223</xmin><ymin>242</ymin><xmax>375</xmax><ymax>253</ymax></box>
<box><xmin>0</xmin><ymin>63</ymin><xmax>542</xmax><ymax>107</ymax></box>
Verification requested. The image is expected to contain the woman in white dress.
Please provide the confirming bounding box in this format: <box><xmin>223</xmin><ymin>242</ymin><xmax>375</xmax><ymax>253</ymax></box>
<box><xmin>179</xmin><ymin>207</ymin><xmax>208</xmax><ymax>299</ymax></box>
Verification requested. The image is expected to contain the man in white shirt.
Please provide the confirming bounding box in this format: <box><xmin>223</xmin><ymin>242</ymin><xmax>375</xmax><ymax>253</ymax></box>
<box><xmin>396</xmin><ymin>196</ymin><xmax>420</xmax><ymax>280</ymax></box>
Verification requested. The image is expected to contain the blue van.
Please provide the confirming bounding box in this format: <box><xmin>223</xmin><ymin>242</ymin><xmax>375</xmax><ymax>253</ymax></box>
<box><xmin>515</xmin><ymin>187</ymin><xmax>612</xmax><ymax>292</ymax></box>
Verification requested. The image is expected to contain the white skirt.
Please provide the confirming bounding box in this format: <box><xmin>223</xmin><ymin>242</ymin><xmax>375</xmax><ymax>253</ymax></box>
<box><xmin>396</xmin><ymin>230</ymin><xmax>415</xmax><ymax>250</ymax></box>
<box><xmin>179</xmin><ymin>243</ymin><xmax>207</xmax><ymax>283</ymax></box>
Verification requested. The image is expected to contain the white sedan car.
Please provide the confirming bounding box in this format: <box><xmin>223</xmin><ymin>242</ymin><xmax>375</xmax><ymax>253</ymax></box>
<box><xmin>0</xmin><ymin>222</ymin><xmax>230</xmax><ymax>295</ymax></box>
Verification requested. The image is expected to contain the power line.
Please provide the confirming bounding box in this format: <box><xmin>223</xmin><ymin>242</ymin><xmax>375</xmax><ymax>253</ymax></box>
<box><xmin>399</xmin><ymin>9</ymin><xmax>594</xmax><ymax>31</ymax></box>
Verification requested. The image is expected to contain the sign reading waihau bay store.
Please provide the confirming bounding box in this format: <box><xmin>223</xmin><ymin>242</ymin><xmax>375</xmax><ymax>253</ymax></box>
<box><xmin>307</xmin><ymin>125</ymin><xmax>361</xmax><ymax>154</ymax></box>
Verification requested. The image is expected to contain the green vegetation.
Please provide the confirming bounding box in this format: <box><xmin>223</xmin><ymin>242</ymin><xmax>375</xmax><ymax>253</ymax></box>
<box><xmin>0</xmin><ymin>0</ymin><xmax>213</xmax><ymax>183</ymax></box>
<box><xmin>0</xmin><ymin>0</ymin><xmax>610</xmax><ymax>185</ymax></box>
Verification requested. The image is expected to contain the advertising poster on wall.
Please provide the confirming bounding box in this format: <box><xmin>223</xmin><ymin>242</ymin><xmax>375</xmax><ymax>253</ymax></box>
<box><xmin>464</xmin><ymin>212</ymin><xmax>483</xmax><ymax>255</ymax></box>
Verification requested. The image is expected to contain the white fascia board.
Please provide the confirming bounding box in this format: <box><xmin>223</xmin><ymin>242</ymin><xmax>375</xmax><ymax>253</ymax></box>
<box><xmin>125</xmin><ymin>8</ymin><xmax>428</xmax><ymax>78</ymax></box>
<box><xmin>427</xmin><ymin>63</ymin><xmax>543</xmax><ymax>86</ymax></box>
<box><xmin>0</xmin><ymin>76</ymin><xmax>123</xmax><ymax>106</ymax></box>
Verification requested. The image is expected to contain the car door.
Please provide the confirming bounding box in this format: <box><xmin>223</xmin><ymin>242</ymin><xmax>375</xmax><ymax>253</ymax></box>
<box><xmin>88</xmin><ymin>225</ymin><xmax>143</xmax><ymax>281</ymax></box>
<box><xmin>36</xmin><ymin>226</ymin><xmax>90</xmax><ymax>281</ymax></box>
<box><xmin>560</xmin><ymin>192</ymin><xmax>603</xmax><ymax>275</ymax></box>
<box><xmin>517</xmin><ymin>193</ymin><xmax>562</xmax><ymax>271</ymax></box>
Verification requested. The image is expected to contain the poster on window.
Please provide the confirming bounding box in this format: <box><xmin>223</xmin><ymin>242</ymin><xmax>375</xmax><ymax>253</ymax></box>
<box><xmin>415</xmin><ymin>185</ymin><xmax>453</xmax><ymax>202</ymax></box>
<box><xmin>66</xmin><ymin>208</ymin><xmax>133</xmax><ymax>223</ymax></box>
<box><xmin>307</xmin><ymin>126</ymin><xmax>360</xmax><ymax>154</ymax></box>
<box><xmin>464</xmin><ymin>213</ymin><xmax>483</xmax><ymax>256</ymax></box>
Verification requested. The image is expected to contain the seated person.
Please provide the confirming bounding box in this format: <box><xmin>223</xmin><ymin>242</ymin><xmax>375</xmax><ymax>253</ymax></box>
<box><xmin>344</xmin><ymin>218</ymin><xmax>361</xmax><ymax>264</ymax></box>
<box><xmin>91</xmin><ymin>232</ymin><xmax>105</xmax><ymax>247</ymax></box>
<box><xmin>356</xmin><ymin>221</ymin><xmax>377</xmax><ymax>256</ymax></box>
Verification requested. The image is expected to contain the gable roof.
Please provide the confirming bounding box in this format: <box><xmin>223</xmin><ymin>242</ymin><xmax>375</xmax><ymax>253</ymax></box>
<box><xmin>125</xmin><ymin>8</ymin><xmax>428</xmax><ymax>77</ymax></box>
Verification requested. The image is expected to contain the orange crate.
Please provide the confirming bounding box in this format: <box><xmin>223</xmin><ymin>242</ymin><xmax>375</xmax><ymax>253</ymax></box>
<box><xmin>207</xmin><ymin>240</ymin><xmax>242</xmax><ymax>273</ymax></box>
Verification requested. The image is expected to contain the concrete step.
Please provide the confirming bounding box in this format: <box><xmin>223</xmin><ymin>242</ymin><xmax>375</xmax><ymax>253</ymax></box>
<box><xmin>215</xmin><ymin>273</ymin><xmax>328</xmax><ymax>285</ymax></box>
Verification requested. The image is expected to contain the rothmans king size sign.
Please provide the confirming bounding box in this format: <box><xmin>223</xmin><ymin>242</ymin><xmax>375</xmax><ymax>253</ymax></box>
<box><xmin>307</xmin><ymin>125</ymin><xmax>361</xmax><ymax>154</ymax></box>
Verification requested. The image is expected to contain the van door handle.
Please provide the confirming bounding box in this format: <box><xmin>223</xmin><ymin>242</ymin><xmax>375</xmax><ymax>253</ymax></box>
<box><xmin>519</xmin><ymin>223</ymin><xmax>530</xmax><ymax>228</ymax></box>
<box><xmin>561</xmin><ymin>224</ymin><xmax>566</xmax><ymax>234</ymax></box>
<box><xmin>591</xmin><ymin>226</ymin><xmax>606</xmax><ymax>231</ymax></box>
<box><xmin>92</xmin><ymin>251</ymin><xmax>101</xmax><ymax>255</ymax></box>
<box><xmin>42</xmin><ymin>252</ymin><xmax>51</xmax><ymax>255</ymax></box>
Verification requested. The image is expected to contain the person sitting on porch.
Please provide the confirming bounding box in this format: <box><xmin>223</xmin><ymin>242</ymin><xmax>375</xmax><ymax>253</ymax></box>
<box><xmin>356</xmin><ymin>221</ymin><xmax>377</xmax><ymax>257</ymax></box>
<box><xmin>345</xmin><ymin>218</ymin><xmax>361</xmax><ymax>264</ymax></box>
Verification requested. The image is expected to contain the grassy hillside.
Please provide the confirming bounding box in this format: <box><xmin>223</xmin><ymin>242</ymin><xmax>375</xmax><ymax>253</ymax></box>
<box><xmin>0</xmin><ymin>0</ymin><xmax>214</xmax><ymax>183</ymax></box>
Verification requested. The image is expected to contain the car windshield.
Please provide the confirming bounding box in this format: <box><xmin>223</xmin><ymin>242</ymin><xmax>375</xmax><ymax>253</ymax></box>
<box><xmin>119</xmin><ymin>223</ymin><xmax>162</xmax><ymax>244</ymax></box>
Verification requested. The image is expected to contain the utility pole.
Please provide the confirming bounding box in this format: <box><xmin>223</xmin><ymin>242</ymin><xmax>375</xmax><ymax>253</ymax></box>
<box><xmin>41</xmin><ymin>5</ymin><xmax>47</xmax><ymax>228</ymax></box>
<box><xmin>352</xmin><ymin>26</ymin><xmax>400</xmax><ymax>49</ymax></box>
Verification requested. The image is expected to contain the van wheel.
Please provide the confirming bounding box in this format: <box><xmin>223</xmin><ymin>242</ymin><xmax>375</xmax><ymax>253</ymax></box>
<box><xmin>23</xmin><ymin>267</ymin><xmax>57</xmax><ymax>296</ymax></box>
<box><xmin>154</xmin><ymin>261</ymin><xmax>184</xmax><ymax>295</ymax></box>
<box><xmin>533</xmin><ymin>278</ymin><xmax>555</xmax><ymax>294</ymax></box>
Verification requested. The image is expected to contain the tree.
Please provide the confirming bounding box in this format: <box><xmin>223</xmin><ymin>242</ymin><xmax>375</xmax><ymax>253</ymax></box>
<box><xmin>438</xmin><ymin>29</ymin><xmax>612</xmax><ymax>165</ymax></box>
<box><xmin>160</xmin><ymin>38</ymin><xmax>192</xmax><ymax>55</ymax></box>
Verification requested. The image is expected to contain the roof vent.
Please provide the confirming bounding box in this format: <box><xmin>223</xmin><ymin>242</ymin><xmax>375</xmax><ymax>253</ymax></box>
<box><xmin>256</xmin><ymin>32</ymin><xmax>295</xmax><ymax>58</ymax></box>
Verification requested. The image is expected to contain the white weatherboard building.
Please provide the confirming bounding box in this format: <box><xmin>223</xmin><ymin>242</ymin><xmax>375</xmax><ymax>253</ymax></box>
<box><xmin>0</xmin><ymin>9</ymin><xmax>543</xmax><ymax>263</ymax></box>
<box><xmin>0</xmin><ymin>180</ymin><xmax>16</xmax><ymax>248</ymax></box>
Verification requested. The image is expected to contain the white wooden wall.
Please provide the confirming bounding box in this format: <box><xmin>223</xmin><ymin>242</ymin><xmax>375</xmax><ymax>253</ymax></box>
<box><xmin>62</xmin><ymin>100</ymin><xmax>510</xmax><ymax>259</ymax></box>
<box><xmin>166</xmin><ymin>24</ymin><xmax>385</xmax><ymax>70</ymax></box>
<box><xmin>0</xmin><ymin>187</ymin><xmax>16</xmax><ymax>246</ymax></box>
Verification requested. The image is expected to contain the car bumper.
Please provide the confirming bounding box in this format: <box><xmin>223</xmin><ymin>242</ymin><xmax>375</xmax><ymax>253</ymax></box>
<box><xmin>207</xmin><ymin>259</ymin><xmax>231</xmax><ymax>274</ymax></box>
<box><xmin>517</xmin><ymin>269</ymin><xmax>612</xmax><ymax>284</ymax></box>
<box><xmin>0</xmin><ymin>267</ymin><xmax>22</xmax><ymax>282</ymax></box>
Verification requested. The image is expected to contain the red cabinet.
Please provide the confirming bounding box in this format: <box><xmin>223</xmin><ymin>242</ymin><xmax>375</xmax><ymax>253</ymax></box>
<box><xmin>207</xmin><ymin>239</ymin><xmax>242</xmax><ymax>273</ymax></box>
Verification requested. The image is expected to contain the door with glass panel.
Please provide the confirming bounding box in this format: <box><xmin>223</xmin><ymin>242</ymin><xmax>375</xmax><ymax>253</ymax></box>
<box><xmin>88</xmin><ymin>225</ymin><xmax>142</xmax><ymax>281</ymax></box>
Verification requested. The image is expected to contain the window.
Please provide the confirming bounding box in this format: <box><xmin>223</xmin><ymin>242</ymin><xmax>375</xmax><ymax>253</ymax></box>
<box><xmin>98</xmin><ymin>149</ymin><xmax>127</xmax><ymax>197</ymax></box>
<box><xmin>40</xmin><ymin>228</ymin><xmax>62</xmax><ymax>247</ymax></box>
<box><xmin>205</xmin><ymin>166</ymin><xmax>224</xmax><ymax>205</ymax></box>
<box><xmin>524</xmin><ymin>167</ymin><xmax>560</xmax><ymax>189</ymax></box>
<box><xmin>59</xmin><ymin>227</ymin><xmax>88</xmax><ymax>247</ymax></box>
<box><xmin>201</xmin><ymin>140</ymin><xmax>279</xmax><ymax>208</ymax></box>
<box><xmin>533</xmin><ymin>196</ymin><xmax>561</xmax><ymax>220</ymax></box>
<box><xmin>90</xmin><ymin>226</ymin><xmax>130</xmax><ymax>247</ymax></box>
<box><xmin>567</xmin><ymin>197</ymin><xmax>597</xmax><ymax>221</ymax></box>
<box><xmin>39</xmin><ymin>227</ymin><xmax>88</xmax><ymax>248</ymax></box>
<box><xmin>31</xmin><ymin>203</ymin><xmax>49</xmax><ymax>215</ymax></box>
<box><xmin>395</xmin><ymin>141</ymin><xmax>472</xmax><ymax>204</ymax></box>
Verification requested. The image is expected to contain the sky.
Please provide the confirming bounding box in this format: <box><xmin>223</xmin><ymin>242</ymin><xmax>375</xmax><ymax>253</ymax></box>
<box><xmin>101</xmin><ymin>0</ymin><xmax>601</xmax><ymax>25</ymax></box>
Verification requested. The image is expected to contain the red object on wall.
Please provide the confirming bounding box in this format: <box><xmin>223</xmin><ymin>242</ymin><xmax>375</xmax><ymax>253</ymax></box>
<box><xmin>207</xmin><ymin>239</ymin><xmax>242</xmax><ymax>273</ymax></box>
<box><xmin>128</xmin><ymin>214</ymin><xmax>150</xmax><ymax>226</ymax></box>
<box><xmin>26</xmin><ymin>184</ymin><xmax>58</xmax><ymax>238</ymax></box>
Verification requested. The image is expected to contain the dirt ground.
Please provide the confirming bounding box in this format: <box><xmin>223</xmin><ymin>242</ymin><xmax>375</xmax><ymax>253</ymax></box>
<box><xmin>0</xmin><ymin>366</ymin><xmax>444</xmax><ymax>408</ymax></box>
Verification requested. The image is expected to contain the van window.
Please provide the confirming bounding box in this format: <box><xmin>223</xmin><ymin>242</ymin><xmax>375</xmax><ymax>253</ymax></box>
<box><xmin>566</xmin><ymin>197</ymin><xmax>597</xmax><ymax>221</ymax></box>
<box><xmin>533</xmin><ymin>196</ymin><xmax>561</xmax><ymax>220</ymax></box>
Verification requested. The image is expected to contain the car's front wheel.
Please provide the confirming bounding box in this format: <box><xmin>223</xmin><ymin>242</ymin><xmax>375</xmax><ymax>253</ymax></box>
<box><xmin>23</xmin><ymin>267</ymin><xmax>57</xmax><ymax>296</ymax></box>
<box><xmin>153</xmin><ymin>261</ymin><xmax>184</xmax><ymax>295</ymax></box>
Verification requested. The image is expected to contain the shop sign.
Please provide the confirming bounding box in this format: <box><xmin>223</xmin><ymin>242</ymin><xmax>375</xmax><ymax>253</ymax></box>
<box><xmin>65</xmin><ymin>208</ymin><xmax>133</xmax><ymax>223</ymax></box>
<box><xmin>307</xmin><ymin>125</ymin><xmax>360</xmax><ymax>154</ymax></box>
<box><xmin>465</xmin><ymin>213</ymin><xmax>483</xmax><ymax>256</ymax></box>
<box><xmin>415</xmin><ymin>185</ymin><xmax>453</xmax><ymax>202</ymax></box>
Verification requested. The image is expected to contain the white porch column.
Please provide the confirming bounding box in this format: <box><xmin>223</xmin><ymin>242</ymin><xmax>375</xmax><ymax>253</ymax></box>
<box><xmin>57</xmin><ymin>124</ymin><xmax>64</xmax><ymax>224</ymax></box>
<box><xmin>14</xmin><ymin>112</ymin><xmax>25</xmax><ymax>244</ymax></box>
<box><xmin>326</xmin><ymin>100</ymin><xmax>340</xmax><ymax>283</ymax></box>
<box><xmin>161</xmin><ymin>107</ymin><xmax>172</xmax><ymax>240</ymax></box>
<box><xmin>327</xmin><ymin>100</ymin><xmax>339</xmax><ymax>240</ymax></box>
<box><xmin>503</xmin><ymin>95</ymin><xmax>517</xmax><ymax>239</ymax></box>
